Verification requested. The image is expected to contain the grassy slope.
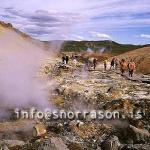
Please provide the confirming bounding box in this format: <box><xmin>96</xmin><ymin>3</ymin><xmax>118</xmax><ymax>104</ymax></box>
<box><xmin>62</xmin><ymin>41</ymin><xmax>149</xmax><ymax>55</ymax></box>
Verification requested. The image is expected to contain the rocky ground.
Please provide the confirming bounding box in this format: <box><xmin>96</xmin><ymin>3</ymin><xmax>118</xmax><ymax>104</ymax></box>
<box><xmin>0</xmin><ymin>57</ymin><xmax>150</xmax><ymax>150</ymax></box>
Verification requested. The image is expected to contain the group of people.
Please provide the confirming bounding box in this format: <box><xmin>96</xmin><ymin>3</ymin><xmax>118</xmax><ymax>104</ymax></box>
<box><xmin>121</xmin><ymin>59</ymin><xmax>136</xmax><ymax>77</ymax></box>
<box><xmin>108</xmin><ymin>58</ymin><xmax>136</xmax><ymax>77</ymax></box>
<box><xmin>61</xmin><ymin>54</ymin><xmax>136</xmax><ymax>77</ymax></box>
<box><xmin>62</xmin><ymin>55</ymin><xmax>69</xmax><ymax>65</ymax></box>
<box><xmin>62</xmin><ymin>54</ymin><xmax>78</xmax><ymax>67</ymax></box>
<box><xmin>84</xmin><ymin>58</ymin><xmax>97</xmax><ymax>70</ymax></box>
<box><xmin>109</xmin><ymin>58</ymin><xmax>119</xmax><ymax>70</ymax></box>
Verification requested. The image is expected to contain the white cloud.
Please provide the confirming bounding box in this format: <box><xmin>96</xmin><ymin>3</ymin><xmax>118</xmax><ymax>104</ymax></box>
<box><xmin>90</xmin><ymin>32</ymin><xmax>111</xmax><ymax>40</ymax></box>
<box><xmin>0</xmin><ymin>0</ymin><xmax>150</xmax><ymax>43</ymax></box>
<box><xmin>140</xmin><ymin>34</ymin><xmax>150</xmax><ymax>39</ymax></box>
<box><xmin>72</xmin><ymin>35</ymin><xmax>84</xmax><ymax>41</ymax></box>
<box><xmin>0</xmin><ymin>7</ymin><xmax>85</xmax><ymax>40</ymax></box>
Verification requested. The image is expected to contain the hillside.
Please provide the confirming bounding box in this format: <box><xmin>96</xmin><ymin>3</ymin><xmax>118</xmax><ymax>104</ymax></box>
<box><xmin>116</xmin><ymin>46</ymin><xmax>150</xmax><ymax>75</ymax></box>
<box><xmin>61</xmin><ymin>40</ymin><xmax>149</xmax><ymax>55</ymax></box>
<box><xmin>0</xmin><ymin>21</ymin><xmax>45</xmax><ymax>50</ymax></box>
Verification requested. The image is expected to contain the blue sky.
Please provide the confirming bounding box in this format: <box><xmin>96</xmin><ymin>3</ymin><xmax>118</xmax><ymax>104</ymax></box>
<box><xmin>0</xmin><ymin>0</ymin><xmax>150</xmax><ymax>44</ymax></box>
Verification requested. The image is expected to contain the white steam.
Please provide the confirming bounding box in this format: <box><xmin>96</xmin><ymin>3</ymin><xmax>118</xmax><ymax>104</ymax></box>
<box><xmin>87</xmin><ymin>47</ymin><xmax>93</xmax><ymax>53</ymax></box>
<box><xmin>98</xmin><ymin>47</ymin><xmax>106</xmax><ymax>53</ymax></box>
<box><xmin>0</xmin><ymin>26</ymin><xmax>59</xmax><ymax>110</ymax></box>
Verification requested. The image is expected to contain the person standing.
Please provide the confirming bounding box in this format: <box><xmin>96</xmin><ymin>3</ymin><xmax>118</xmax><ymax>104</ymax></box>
<box><xmin>62</xmin><ymin>55</ymin><xmax>66</xmax><ymax>64</ymax></box>
<box><xmin>93</xmin><ymin>58</ymin><xmax>97</xmax><ymax>70</ymax></box>
<box><xmin>115</xmin><ymin>58</ymin><xmax>119</xmax><ymax>70</ymax></box>
<box><xmin>104</xmin><ymin>59</ymin><xmax>107</xmax><ymax>70</ymax></box>
<box><xmin>84</xmin><ymin>58</ymin><xmax>90</xmax><ymax>71</ymax></box>
<box><xmin>110</xmin><ymin>58</ymin><xmax>115</xmax><ymax>70</ymax></box>
<box><xmin>128</xmin><ymin>60</ymin><xmax>136</xmax><ymax>77</ymax></box>
<box><xmin>120</xmin><ymin>59</ymin><xmax>127</xmax><ymax>75</ymax></box>
<box><xmin>73</xmin><ymin>58</ymin><xmax>77</xmax><ymax>67</ymax></box>
<box><xmin>65</xmin><ymin>55</ymin><xmax>69</xmax><ymax>64</ymax></box>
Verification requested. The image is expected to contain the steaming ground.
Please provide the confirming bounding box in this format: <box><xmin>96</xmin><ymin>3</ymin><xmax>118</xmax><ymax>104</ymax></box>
<box><xmin>0</xmin><ymin>52</ymin><xmax>149</xmax><ymax>149</ymax></box>
<box><xmin>0</xmin><ymin>23</ymin><xmax>150</xmax><ymax>149</ymax></box>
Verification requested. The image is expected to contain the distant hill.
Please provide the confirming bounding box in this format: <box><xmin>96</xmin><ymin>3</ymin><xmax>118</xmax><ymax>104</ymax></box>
<box><xmin>0</xmin><ymin>21</ymin><xmax>61</xmax><ymax>52</ymax></box>
<box><xmin>61</xmin><ymin>41</ymin><xmax>149</xmax><ymax>55</ymax></box>
<box><xmin>0</xmin><ymin>21</ymin><xmax>45</xmax><ymax>49</ymax></box>
<box><xmin>116</xmin><ymin>46</ymin><xmax>150</xmax><ymax>75</ymax></box>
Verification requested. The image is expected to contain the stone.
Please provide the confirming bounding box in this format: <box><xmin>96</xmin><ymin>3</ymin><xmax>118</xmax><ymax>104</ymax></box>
<box><xmin>0</xmin><ymin>140</ymin><xmax>25</xmax><ymax>150</ymax></box>
<box><xmin>51</xmin><ymin>137</ymin><xmax>69</xmax><ymax>150</ymax></box>
<box><xmin>121</xmin><ymin>144</ymin><xmax>150</xmax><ymax>150</ymax></box>
<box><xmin>128</xmin><ymin>125</ymin><xmax>150</xmax><ymax>143</ymax></box>
<box><xmin>16</xmin><ymin>137</ymin><xmax>69</xmax><ymax>150</ymax></box>
<box><xmin>101</xmin><ymin>136</ymin><xmax>121</xmax><ymax>150</ymax></box>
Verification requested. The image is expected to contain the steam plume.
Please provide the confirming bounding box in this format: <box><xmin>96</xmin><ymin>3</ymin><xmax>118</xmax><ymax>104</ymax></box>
<box><xmin>0</xmin><ymin>25</ymin><xmax>60</xmax><ymax>114</ymax></box>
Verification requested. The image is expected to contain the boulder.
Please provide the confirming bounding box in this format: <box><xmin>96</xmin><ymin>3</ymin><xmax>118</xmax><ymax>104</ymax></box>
<box><xmin>128</xmin><ymin>125</ymin><xmax>150</xmax><ymax>143</ymax></box>
<box><xmin>0</xmin><ymin>140</ymin><xmax>24</xmax><ymax>150</ymax></box>
<box><xmin>9</xmin><ymin>137</ymin><xmax>69</xmax><ymax>150</ymax></box>
<box><xmin>121</xmin><ymin>144</ymin><xmax>150</xmax><ymax>150</ymax></box>
<box><xmin>101</xmin><ymin>136</ymin><xmax>121</xmax><ymax>150</ymax></box>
